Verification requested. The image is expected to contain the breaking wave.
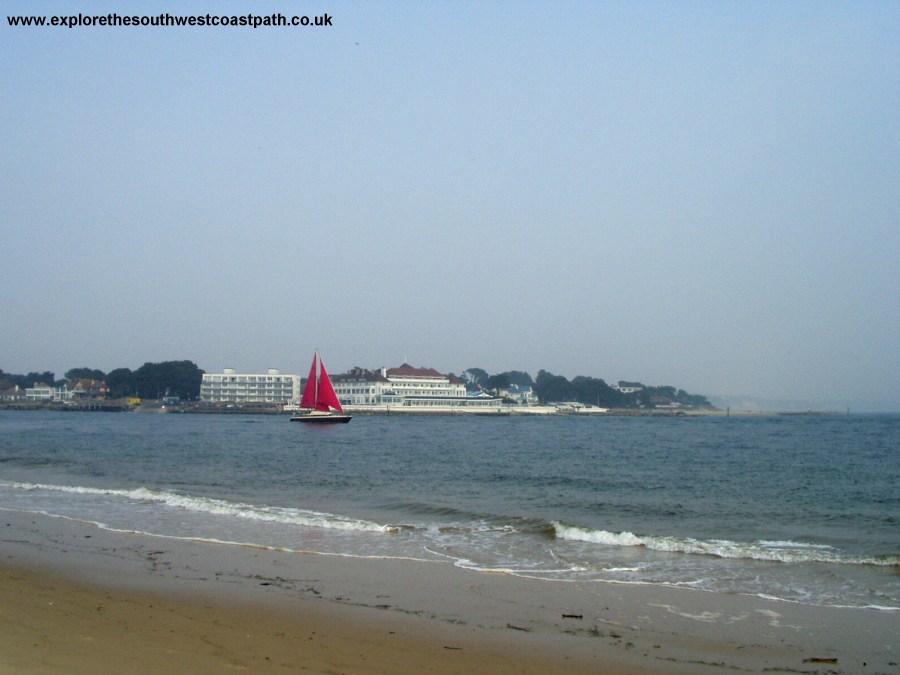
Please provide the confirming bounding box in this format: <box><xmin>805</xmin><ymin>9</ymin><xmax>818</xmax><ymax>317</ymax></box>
<box><xmin>2</xmin><ymin>481</ymin><xmax>396</xmax><ymax>534</ymax></box>
<box><xmin>552</xmin><ymin>522</ymin><xmax>899</xmax><ymax>567</ymax></box>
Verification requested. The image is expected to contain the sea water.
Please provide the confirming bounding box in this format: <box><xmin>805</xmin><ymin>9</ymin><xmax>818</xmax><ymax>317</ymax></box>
<box><xmin>1</xmin><ymin>410</ymin><xmax>897</xmax><ymax>610</ymax></box>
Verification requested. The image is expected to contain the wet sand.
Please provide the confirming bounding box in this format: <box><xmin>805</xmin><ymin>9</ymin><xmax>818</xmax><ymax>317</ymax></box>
<box><xmin>1</xmin><ymin>510</ymin><xmax>896</xmax><ymax>673</ymax></box>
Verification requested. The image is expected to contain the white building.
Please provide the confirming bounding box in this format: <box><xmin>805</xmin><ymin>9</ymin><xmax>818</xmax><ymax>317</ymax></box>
<box><xmin>331</xmin><ymin>367</ymin><xmax>391</xmax><ymax>405</ymax></box>
<box><xmin>612</xmin><ymin>384</ymin><xmax>644</xmax><ymax>394</ymax></box>
<box><xmin>332</xmin><ymin>364</ymin><xmax>503</xmax><ymax>410</ymax></box>
<box><xmin>200</xmin><ymin>369</ymin><xmax>300</xmax><ymax>405</ymax></box>
<box><xmin>25</xmin><ymin>384</ymin><xmax>69</xmax><ymax>401</ymax></box>
<box><xmin>497</xmin><ymin>385</ymin><xmax>539</xmax><ymax>406</ymax></box>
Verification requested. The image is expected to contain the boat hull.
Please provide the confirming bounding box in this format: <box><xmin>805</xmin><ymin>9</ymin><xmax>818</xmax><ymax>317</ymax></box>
<box><xmin>290</xmin><ymin>412</ymin><xmax>352</xmax><ymax>423</ymax></box>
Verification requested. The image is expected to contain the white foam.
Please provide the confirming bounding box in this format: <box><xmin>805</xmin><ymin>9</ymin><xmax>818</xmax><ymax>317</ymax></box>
<box><xmin>552</xmin><ymin>522</ymin><xmax>898</xmax><ymax>567</ymax></box>
<box><xmin>1</xmin><ymin>480</ymin><xmax>396</xmax><ymax>534</ymax></box>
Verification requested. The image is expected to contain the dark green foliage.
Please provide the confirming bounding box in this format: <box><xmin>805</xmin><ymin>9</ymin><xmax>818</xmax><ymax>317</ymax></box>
<box><xmin>533</xmin><ymin>371</ymin><xmax>625</xmax><ymax>406</ymax></box>
<box><xmin>497</xmin><ymin>371</ymin><xmax>534</xmax><ymax>387</ymax></box>
<box><xmin>3</xmin><ymin>362</ymin><xmax>203</xmax><ymax>401</ymax></box>
<box><xmin>571</xmin><ymin>375</ymin><xmax>620</xmax><ymax>406</ymax></box>
<box><xmin>635</xmin><ymin>385</ymin><xmax>712</xmax><ymax>408</ymax></box>
<box><xmin>65</xmin><ymin>367</ymin><xmax>106</xmax><ymax>382</ymax></box>
<box><xmin>534</xmin><ymin>370</ymin><xmax>578</xmax><ymax>403</ymax></box>
<box><xmin>467</xmin><ymin>369</ymin><xmax>534</xmax><ymax>390</ymax></box>
<box><xmin>106</xmin><ymin>368</ymin><xmax>136</xmax><ymax>398</ymax></box>
<box><xmin>533</xmin><ymin>371</ymin><xmax>713</xmax><ymax>408</ymax></box>
<box><xmin>0</xmin><ymin>369</ymin><xmax>57</xmax><ymax>388</ymax></box>
<box><xmin>487</xmin><ymin>373</ymin><xmax>510</xmax><ymax>391</ymax></box>
<box><xmin>463</xmin><ymin>368</ymin><xmax>489</xmax><ymax>388</ymax></box>
<box><xmin>133</xmin><ymin>361</ymin><xmax>204</xmax><ymax>400</ymax></box>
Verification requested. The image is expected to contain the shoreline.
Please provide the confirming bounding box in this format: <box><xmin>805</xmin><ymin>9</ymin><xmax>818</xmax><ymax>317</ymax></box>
<box><xmin>2</xmin><ymin>510</ymin><xmax>896</xmax><ymax>673</ymax></box>
<box><xmin>1</xmin><ymin>403</ymin><xmax>785</xmax><ymax>417</ymax></box>
<box><xmin>0</xmin><ymin>563</ymin><xmax>599</xmax><ymax>675</ymax></box>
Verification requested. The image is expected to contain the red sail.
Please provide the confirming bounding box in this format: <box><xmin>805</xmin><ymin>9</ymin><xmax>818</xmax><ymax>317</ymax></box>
<box><xmin>300</xmin><ymin>354</ymin><xmax>318</xmax><ymax>409</ymax></box>
<box><xmin>315</xmin><ymin>358</ymin><xmax>344</xmax><ymax>413</ymax></box>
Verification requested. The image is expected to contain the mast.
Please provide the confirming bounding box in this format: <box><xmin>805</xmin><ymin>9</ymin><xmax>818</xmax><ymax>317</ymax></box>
<box><xmin>300</xmin><ymin>349</ymin><xmax>344</xmax><ymax>413</ymax></box>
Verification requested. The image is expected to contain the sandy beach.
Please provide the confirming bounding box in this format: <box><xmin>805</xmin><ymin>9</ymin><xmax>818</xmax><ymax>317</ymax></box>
<box><xmin>1</xmin><ymin>509</ymin><xmax>896</xmax><ymax>674</ymax></box>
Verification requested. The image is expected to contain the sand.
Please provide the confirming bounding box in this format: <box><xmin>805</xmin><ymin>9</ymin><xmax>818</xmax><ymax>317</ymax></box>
<box><xmin>1</xmin><ymin>510</ymin><xmax>896</xmax><ymax>673</ymax></box>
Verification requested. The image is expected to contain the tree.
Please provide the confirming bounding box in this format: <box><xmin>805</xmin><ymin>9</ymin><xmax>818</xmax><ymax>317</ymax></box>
<box><xmin>496</xmin><ymin>371</ymin><xmax>533</xmax><ymax>387</ymax></box>
<box><xmin>462</xmin><ymin>368</ymin><xmax>489</xmax><ymax>388</ymax></box>
<box><xmin>106</xmin><ymin>368</ymin><xmax>136</xmax><ymax>398</ymax></box>
<box><xmin>631</xmin><ymin>384</ymin><xmax>713</xmax><ymax>409</ymax></box>
<box><xmin>533</xmin><ymin>370</ymin><xmax>577</xmax><ymax>403</ymax></box>
<box><xmin>571</xmin><ymin>375</ymin><xmax>622</xmax><ymax>406</ymax></box>
<box><xmin>133</xmin><ymin>361</ymin><xmax>204</xmax><ymax>400</ymax></box>
<box><xmin>487</xmin><ymin>373</ymin><xmax>510</xmax><ymax>392</ymax></box>
<box><xmin>674</xmin><ymin>389</ymin><xmax>713</xmax><ymax>408</ymax></box>
<box><xmin>65</xmin><ymin>367</ymin><xmax>106</xmax><ymax>382</ymax></box>
<box><xmin>25</xmin><ymin>371</ymin><xmax>57</xmax><ymax>387</ymax></box>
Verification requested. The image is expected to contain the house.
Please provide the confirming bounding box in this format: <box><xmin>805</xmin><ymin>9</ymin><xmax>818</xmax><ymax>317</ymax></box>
<box><xmin>0</xmin><ymin>384</ymin><xmax>26</xmax><ymax>402</ymax></box>
<box><xmin>25</xmin><ymin>383</ymin><xmax>69</xmax><ymax>401</ymax></box>
<box><xmin>69</xmin><ymin>379</ymin><xmax>109</xmax><ymax>399</ymax></box>
<box><xmin>649</xmin><ymin>395</ymin><xmax>681</xmax><ymax>409</ymax></box>
<box><xmin>497</xmin><ymin>385</ymin><xmax>539</xmax><ymax>406</ymax></box>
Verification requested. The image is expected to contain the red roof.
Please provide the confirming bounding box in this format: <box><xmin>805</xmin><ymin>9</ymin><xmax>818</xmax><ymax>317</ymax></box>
<box><xmin>73</xmin><ymin>378</ymin><xmax>107</xmax><ymax>389</ymax></box>
<box><xmin>386</xmin><ymin>363</ymin><xmax>446</xmax><ymax>378</ymax></box>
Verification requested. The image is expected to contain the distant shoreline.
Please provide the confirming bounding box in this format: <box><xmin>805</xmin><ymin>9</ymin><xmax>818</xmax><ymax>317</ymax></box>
<box><xmin>0</xmin><ymin>403</ymin><xmax>801</xmax><ymax>417</ymax></box>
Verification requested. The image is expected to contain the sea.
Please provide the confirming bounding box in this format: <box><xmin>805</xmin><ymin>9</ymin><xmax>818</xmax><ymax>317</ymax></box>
<box><xmin>1</xmin><ymin>410</ymin><xmax>897</xmax><ymax>611</ymax></box>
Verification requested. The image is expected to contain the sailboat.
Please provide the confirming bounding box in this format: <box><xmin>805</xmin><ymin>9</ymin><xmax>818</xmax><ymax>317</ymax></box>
<box><xmin>290</xmin><ymin>351</ymin><xmax>352</xmax><ymax>423</ymax></box>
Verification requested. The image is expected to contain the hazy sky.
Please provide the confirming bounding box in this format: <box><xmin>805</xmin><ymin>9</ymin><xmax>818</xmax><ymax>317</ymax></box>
<box><xmin>2</xmin><ymin>1</ymin><xmax>898</xmax><ymax>409</ymax></box>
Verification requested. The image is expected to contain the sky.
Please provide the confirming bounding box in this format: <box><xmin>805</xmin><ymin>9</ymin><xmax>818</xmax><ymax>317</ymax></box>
<box><xmin>2</xmin><ymin>1</ymin><xmax>898</xmax><ymax>410</ymax></box>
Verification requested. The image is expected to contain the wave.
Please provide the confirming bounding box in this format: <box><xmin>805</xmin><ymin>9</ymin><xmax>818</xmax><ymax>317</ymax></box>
<box><xmin>1</xmin><ymin>480</ymin><xmax>396</xmax><ymax>534</ymax></box>
<box><xmin>552</xmin><ymin>522</ymin><xmax>900</xmax><ymax>567</ymax></box>
<box><xmin>1</xmin><ymin>508</ymin><xmax>442</xmax><ymax>565</ymax></box>
<box><xmin>380</xmin><ymin>499</ymin><xmax>557</xmax><ymax>537</ymax></box>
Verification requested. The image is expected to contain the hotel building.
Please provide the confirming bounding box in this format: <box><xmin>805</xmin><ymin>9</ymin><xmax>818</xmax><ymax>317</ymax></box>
<box><xmin>333</xmin><ymin>364</ymin><xmax>502</xmax><ymax>410</ymax></box>
<box><xmin>200</xmin><ymin>369</ymin><xmax>300</xmax><ymax>405</ymax></box>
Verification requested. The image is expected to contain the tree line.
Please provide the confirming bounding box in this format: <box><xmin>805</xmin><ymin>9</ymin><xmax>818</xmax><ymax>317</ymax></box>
<box><xmin>0</xmin><ymin>362</ymin><xmax>204</xmax><ymax>401</ymax></box>
<box><xmin>462</xmin><ymin>367</ymin><xmax>713</xmax><ymax>409</ymax></box>
<box><xmin>3</xmin><ymin>361</ymin><xmax>713</xmax><ymax>408</ymax></box>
